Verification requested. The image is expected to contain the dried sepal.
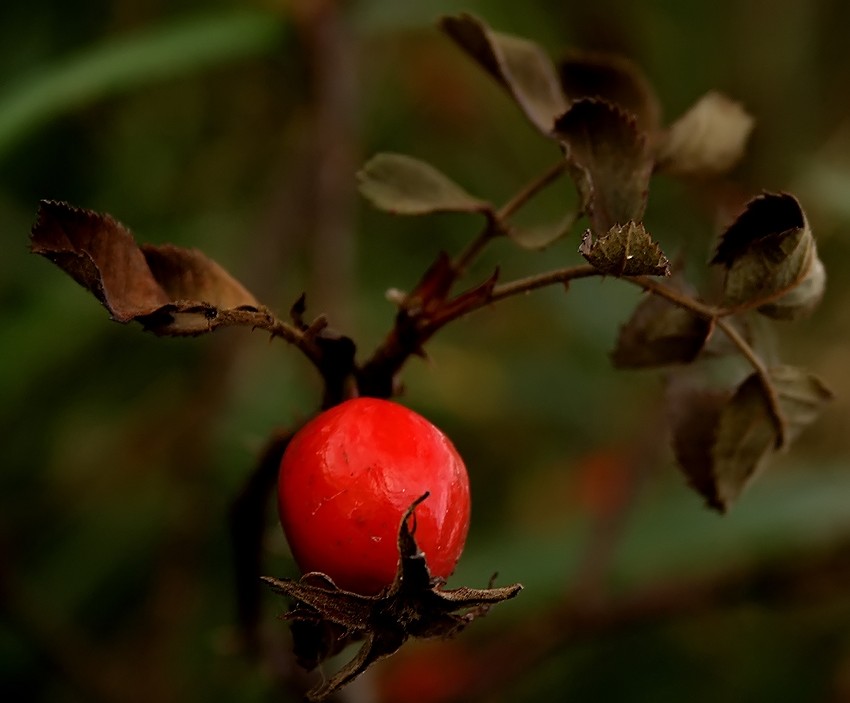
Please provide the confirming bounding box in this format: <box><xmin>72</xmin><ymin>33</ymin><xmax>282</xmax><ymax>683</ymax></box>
<box><xmin>262</xmin><ymin>494</ymin><xmax>522</xmax><ymax>702</ymax></box>
<box><xmin>712</xmin><ymin>192</ymin><xmax>822</xmax><ymax>316</ymax></box>
<box><xmin>579</xmin><ymin>222</ymin><xmax>670</xmax><ymax>277</ymax></box>
<box><xmin>439</xmin><ymin>13</ymin><xmax>567</xmax><ymax>136</ymax></box>
<box><xmin>656</xmin><ymin>91</ymin><xmax>754</xmax><ymax>176</ymax></box>
<box><xmin>29</xmin><ymin>200</ymin><xmax>270</xmax><ymax>336</ymax></box>
<box><xmin>553</xmin><ymin>99</ymin><xmax>653</xmax><ymax>236</ymax></box>
<box><xmin>357</xmin><ymin>153</ymin><xmax>492</xmax><ymax>217</ymax></box>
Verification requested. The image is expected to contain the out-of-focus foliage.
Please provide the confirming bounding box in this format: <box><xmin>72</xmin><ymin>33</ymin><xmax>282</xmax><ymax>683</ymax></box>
<box><xmin>2</xmin><ymin>1</ymin><xmax>850</xmax><ymax>702</ymax></box>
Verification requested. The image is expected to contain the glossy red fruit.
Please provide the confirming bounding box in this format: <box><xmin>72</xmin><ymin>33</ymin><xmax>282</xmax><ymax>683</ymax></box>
<box><xmin>277</xmin><ymin>397</ymin><xmax>470</xmax><ymax>595</ymax></box>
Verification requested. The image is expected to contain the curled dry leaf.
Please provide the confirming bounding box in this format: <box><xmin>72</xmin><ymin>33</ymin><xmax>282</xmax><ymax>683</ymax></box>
<box><xmin>671</xmin><ymin>366</ymin><xmax>833</xmax><ymax>512</ymax></box>
<box><xmin>262</xmin><ymin>494</ymin><xmax>522</xmax><ymax>702</ymax></box>
<box><xmin>712</xmin><ymin>192</ymin><xmax>823</xmax><ymax>315</ymax></box>
<box><xmin>357</xmin><ymin>153</ymin><xmax>492</xmax><ymax>216</ymax></box>
<box><xmin>29</xmin><ymin>200</ymin><xmax>269</xmax><ymax>336</ymax></box>
<box><xmin>579</xmin><ymin>221</ymin><xmax>670</xmax><ymax>277</ymax></box>
<box><xmin>439</xmin><ymin>13</ymin><xmax>567</xmax><ymax>136</ymax></box>
<box><xmin>613</xmin><ymin>282</ymin><xmax>713</xmax><ymax>368</ymax></box>
<box><xmin>656</xmin><ymin>91</ymin><xmax>755</xmax><ymax>176</ymax></box>
<box><xmin>558</xmin><ymin>50</ymin><xmax>661</xmax><ymax>134</ymax></box>
<box><xmin>758</xmin><ymin>253</ymin><xmax>826</xmax><ymax>320</ymax></box>
<box><xmin>553</xmin><ymin>99</ymin><xmax>653</xmax><ymax>236</ymax></box>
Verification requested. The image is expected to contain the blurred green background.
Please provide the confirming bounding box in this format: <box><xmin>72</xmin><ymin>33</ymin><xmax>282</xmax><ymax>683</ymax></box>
<box><xmin>3</xmin><ymin>1</ymin><xmax>850</xmax><ymax>701</ymax></box>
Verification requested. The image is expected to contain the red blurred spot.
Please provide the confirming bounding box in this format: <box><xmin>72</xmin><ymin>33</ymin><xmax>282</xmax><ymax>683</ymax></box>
<box><xmin>377</xmin><ymin>640</ymin><xmax>474</xmax><ymax>703</ymax></box>
<box><xmin>573</xmin><ymin>447</ymin><xmax>635</xmax><ymax>518</ymax></box>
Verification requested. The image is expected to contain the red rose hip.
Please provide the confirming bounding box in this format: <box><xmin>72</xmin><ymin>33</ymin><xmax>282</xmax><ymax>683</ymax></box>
<box><xmin>277</xmin><ymin>397</ymin><xmax>471</xmax><ymax>595</ymax></box>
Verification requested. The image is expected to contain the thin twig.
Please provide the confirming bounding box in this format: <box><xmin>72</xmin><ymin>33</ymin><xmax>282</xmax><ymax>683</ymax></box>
<box><xmin>487</xmin><ymin>264</ymin><xmax>600</xmax><ymax>306</ymax></box>
<box><xmin>218</xmin><ymin>307</ymin><xmax>335</xmax><ymax>384</ymax></box>
<box><xmin>451</xmin><ymin>218</ymin><xmax>499</xmax><ymax>278</ymax></box>
<box><xmin>716</xmin><ymin>317</ymin><xmax>788</xmax><ymax>447</ymax></box>
<box><xmin>422</xmin><ymin>265</ymin><xmax>602</xmax><ymax>334</ymax></box>
<box><xmin>627</xmin><ymin>275</ymin><xmax>722</xmax><ymax>319</ymax></box>
<box><xmin>625</xmin><ymin>276</ymin><xmax>788</xmax><ymax>447</ymax></box>
<box><xmin>497</xmin><ymin>160</ymin><xmax>568</xmax><ymax>221</ymax></box>
<box><xmin>452</xmin><ymin>160</ymin><xmax>568</xmax><ymax>276</ymax></box>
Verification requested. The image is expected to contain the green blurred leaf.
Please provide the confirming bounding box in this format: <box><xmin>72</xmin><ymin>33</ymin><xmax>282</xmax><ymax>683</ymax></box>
<box><xmin>0</xmin><ymin>10</ymin><xmax>285</xmax><ymax>158</ymax></box>
<box><xmin>458</xmin><ymin>462</ymin><xmax>850</xmax><ymax>607</ymax></box>
<box><xmin>357</xmin><ymin>153</ymin><xmax>491</xmax><ymax>216</ymax></box>
<box><xmin>439</xmin><ymin>13</ymin><xmax>567</xmax><ymax>136</ymax></box>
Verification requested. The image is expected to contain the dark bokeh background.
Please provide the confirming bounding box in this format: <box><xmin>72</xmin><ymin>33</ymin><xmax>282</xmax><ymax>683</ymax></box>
<box><xmin>2</xmin><ymin>1</ymin><xmax>850</xmax><ymax>701</ymax></box>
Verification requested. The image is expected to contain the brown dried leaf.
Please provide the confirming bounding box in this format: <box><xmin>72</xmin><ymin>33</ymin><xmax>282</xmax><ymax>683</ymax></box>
<box><xmin>558</xmin><ymin>50</ymin><xmax>661</xmax><ymax>133</ymax></box>
<box><xmin>30</xmin><ymin>200</ymin><xmax>264</xmax><ymax>336</ymax></box>
<box><xmin>141</xmin><ymin>244</ymin><xmax>256</xmax><ymax>309</ymax></box>
<box><xmin>357</xmin><ymin>153</ymin><xmax>491</xmax><ymax>216</ymax></box>
<box><xmin>30</xmin><ymin>200</ymin><xmax>169</xmax><ymax>320</ymax></box>
<box><xmin>262</xmin><ymin>494</ymin><xmax>521</xmax><ymax>702</ymax></box>
<box><xmin>710</xmin><ymin>366</ymin><xmax>833</xmax><ymax>510</ymax></box>
<box><xmin>439</xmin><ymin>13</ymin><xmax>567</xmax><ymax>135</ymax></box>
<box><xmin>712</xmin><ymin>193</ymin><xmax>817</xmax><ymax>313</ymax></box>
<box><xmin>656</xmin><ymin>91</ymin><xmax>754</xmax><ymax>175</ymax></box>
<box><xmin>613</xmin><ymin>286</ymin><xmax>713</xmax><ymax>368</ymax></box>
<box><xmin>579</xmin><ymin>221</ymin><xmax>670</xmax><ymax>277</ymax></box>
<box><xmin>667</xmin><ymin>385</ymin><xmax>729</xmax><ymax>512</ymax></box>
<box><xmin>553</xmin><ymin>99</ymin><xmax>652</xmax><ymax>235</ymax></box>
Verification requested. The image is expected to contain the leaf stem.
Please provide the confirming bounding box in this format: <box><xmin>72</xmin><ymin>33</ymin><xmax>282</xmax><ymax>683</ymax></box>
<box><xmin>452</xmin><ymin>160</ymin><xmax>567</xmax><ymax>276</ymax></box>
<box><xmin>451</xmin><ymin>218</ymin><xmax>499</xmax><ymax>278</ymax></box>
<box><xmin>628</xmin><ymin>276</ymin><xmax>721</xmax><ymax>319</ymax></box>
<box><xmin>424</xmin><ymin>264</ymin><xmax>603</xmax><ymax>330</ymax></box>
<box><xmin>625</xmin><ymin>276</ymin><xmax>788</xmax><ymax>447</ymax></box>
<box><xmin>487</xmin><ymin>264</ymin><xmax>600</xmax><ymax>305</ymax></box>
<box><xmin>496</xmin><ymin>159</ymin><xmax>567</xmax><ymax>221</ymax></box>
<box><xmin>715</xmin><ymin>317</ymin><xmax>788</xmax><ymax>448</ymax></box>
<box><xmin>228</xmin><ymin>307</ymin><xmax>336</xmax><ymax>381</ymax></box>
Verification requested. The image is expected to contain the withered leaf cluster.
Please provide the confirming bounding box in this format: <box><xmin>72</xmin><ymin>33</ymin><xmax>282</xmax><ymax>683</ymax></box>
<box><xmin>262</xmin><ymin>495</ymin><xmax>521</xmax><ymax>702</ymax></box>
<box><xmin>356</xmin><ymin>13</ymin><xmax>831</xmax><ymax>511</ymax></box>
